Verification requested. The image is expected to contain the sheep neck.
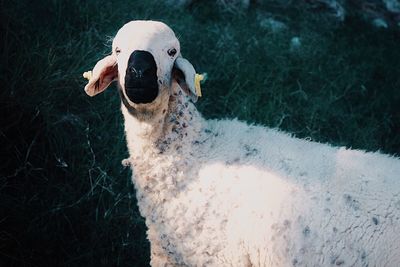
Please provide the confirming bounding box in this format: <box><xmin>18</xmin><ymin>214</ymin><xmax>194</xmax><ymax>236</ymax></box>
<box><xmin>121</xmin><ymin>87</ymin><xmax>205</xmax><ymax>201</ymax></box>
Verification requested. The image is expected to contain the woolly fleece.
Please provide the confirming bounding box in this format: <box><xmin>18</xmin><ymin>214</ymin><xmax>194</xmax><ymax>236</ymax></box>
<box><xmin>86</xmin><ymin>20</ymin><xmax>400</xmax><ymax>267</ymax></box>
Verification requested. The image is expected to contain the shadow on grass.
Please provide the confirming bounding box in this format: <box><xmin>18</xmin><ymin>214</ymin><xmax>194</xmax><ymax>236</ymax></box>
<box><xmin>0</xmin><ymin>98</ymin><xmax>150</xmax><ymax>266</ymax></box>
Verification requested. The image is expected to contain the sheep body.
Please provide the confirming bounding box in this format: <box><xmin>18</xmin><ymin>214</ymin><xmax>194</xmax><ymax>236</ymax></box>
<box><xmin>122</xmin><ymin>94</ymin><xmax>400</xmax><ymax>267</ymax></box>
<box><xmin>84</xmin><ymin>20</ymin><xmax>400</xmax><ymax>266</ymax></box>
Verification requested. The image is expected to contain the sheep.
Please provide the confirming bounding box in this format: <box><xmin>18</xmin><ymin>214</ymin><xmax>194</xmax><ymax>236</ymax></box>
<box><xmin>83</xmin><ymin>20</ymin><xmax>400</xmax><ymax>266</ymax></box>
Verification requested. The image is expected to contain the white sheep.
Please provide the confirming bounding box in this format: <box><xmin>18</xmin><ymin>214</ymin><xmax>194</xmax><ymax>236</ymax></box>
<box><xmin>83</xmin><ymin>20</ymin><xmax>400</xmax><ymax>266</ymax></box>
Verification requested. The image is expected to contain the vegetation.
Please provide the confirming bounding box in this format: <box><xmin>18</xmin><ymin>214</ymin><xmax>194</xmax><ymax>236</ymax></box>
<box><xmin>1</xmin><ymin>0</ymin><xmax>399</xmax><ymax>266</ymax></box>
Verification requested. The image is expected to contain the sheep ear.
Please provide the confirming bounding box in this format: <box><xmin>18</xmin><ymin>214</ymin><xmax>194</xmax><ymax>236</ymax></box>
<box><xmin>172</xmin><ymin>57</ymin><xmax>198</xmax><ymax>103</ymax></box>
<box><xmin>84</xmin><ymin>55</ymin><xmax>118</xmax><ymax>97</ymax></box>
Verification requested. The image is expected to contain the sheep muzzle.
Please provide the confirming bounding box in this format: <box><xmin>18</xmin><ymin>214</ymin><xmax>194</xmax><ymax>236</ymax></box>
<box><xmin>124</xmin><ymin>50</ymin><xmax>159</xmax><ymax>104</ymax></box>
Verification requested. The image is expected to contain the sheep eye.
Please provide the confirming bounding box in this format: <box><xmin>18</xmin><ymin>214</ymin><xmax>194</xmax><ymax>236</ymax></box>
<box><xmin>167</xmin><ymin>48</ymin><xmax>177</xmax><ymax>57</ymax></box>
<box><xmin>115</xmin><ymin>47</ymin><xmax>121</xmax><ymax>55</ymax></box>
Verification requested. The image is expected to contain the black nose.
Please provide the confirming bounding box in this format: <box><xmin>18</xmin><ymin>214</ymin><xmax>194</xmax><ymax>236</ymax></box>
<box><xmin>124</xmin><ymin>50</ymin><xmax>159</xmax><ymax>104</ymax></box>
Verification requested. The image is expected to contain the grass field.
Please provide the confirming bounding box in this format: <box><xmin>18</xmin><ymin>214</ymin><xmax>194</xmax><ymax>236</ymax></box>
<box><xmin>1</xmin><ymin>0</ymin><xmax>399</xmax><ymax>266</ymax></box>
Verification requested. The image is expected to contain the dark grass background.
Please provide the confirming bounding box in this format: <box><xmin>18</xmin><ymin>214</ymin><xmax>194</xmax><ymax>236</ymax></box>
<box><xmin>1</xmin><ymin>0</ymin><xmax>399</xmax><ymax>266</ymax></box>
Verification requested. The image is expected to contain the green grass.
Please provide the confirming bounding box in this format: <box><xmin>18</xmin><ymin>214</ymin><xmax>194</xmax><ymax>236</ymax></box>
<box><xmin>1</xmin><ymin>0</ymin><xmax>399</xmax><ymax>266</ymax></box>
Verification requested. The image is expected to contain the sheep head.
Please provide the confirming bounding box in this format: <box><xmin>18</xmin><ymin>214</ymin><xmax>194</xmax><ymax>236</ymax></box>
<box><xmin>83</xmin><ymin>20</ymin><xmax>198</xmax><ymax>114</ymax></box>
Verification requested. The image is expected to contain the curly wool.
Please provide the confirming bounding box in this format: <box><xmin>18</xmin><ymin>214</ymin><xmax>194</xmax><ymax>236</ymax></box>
<box><xmin>84</xmin><ymin>20</ymin><xmax>400</xmax><ymax>267</ymax></box>
<box><xmin>123</xmin><ymin>85</ymin><xmax>400</xmax><ymax>267</ymax></box>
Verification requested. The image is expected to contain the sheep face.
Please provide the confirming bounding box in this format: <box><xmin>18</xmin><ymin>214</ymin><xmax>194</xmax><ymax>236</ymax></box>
<box><xmin>113</xmin><ymin>20</ymin><xmax>180</xmax><ymax>105</ymax></box>
<box><xmin>84</xmin><ymin>20</ymin><xmax>198</xmax><ymax>114</ymax></box>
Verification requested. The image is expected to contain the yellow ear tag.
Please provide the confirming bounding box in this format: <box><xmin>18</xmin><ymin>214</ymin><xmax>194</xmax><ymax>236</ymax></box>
<box><xmin>83</xmin><ymin>71</ymin><xmax>93</xmax><ymax>80</ymax></box>
<box><xmin>194</xmin><ymin>73</ymin><xmax>207</xmax><ymax>97</ymax></box>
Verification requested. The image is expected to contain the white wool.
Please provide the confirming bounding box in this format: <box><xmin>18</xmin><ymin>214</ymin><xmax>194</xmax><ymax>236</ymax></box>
<box><xmin>87</xmin><ymin>20</ymin><xmax>400</xmax><ymax>267</ymax></box>
<box><xmin>124</xmin><ymin>105</ymin><xmax>400</xmax><ymax>266</ymax></box>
